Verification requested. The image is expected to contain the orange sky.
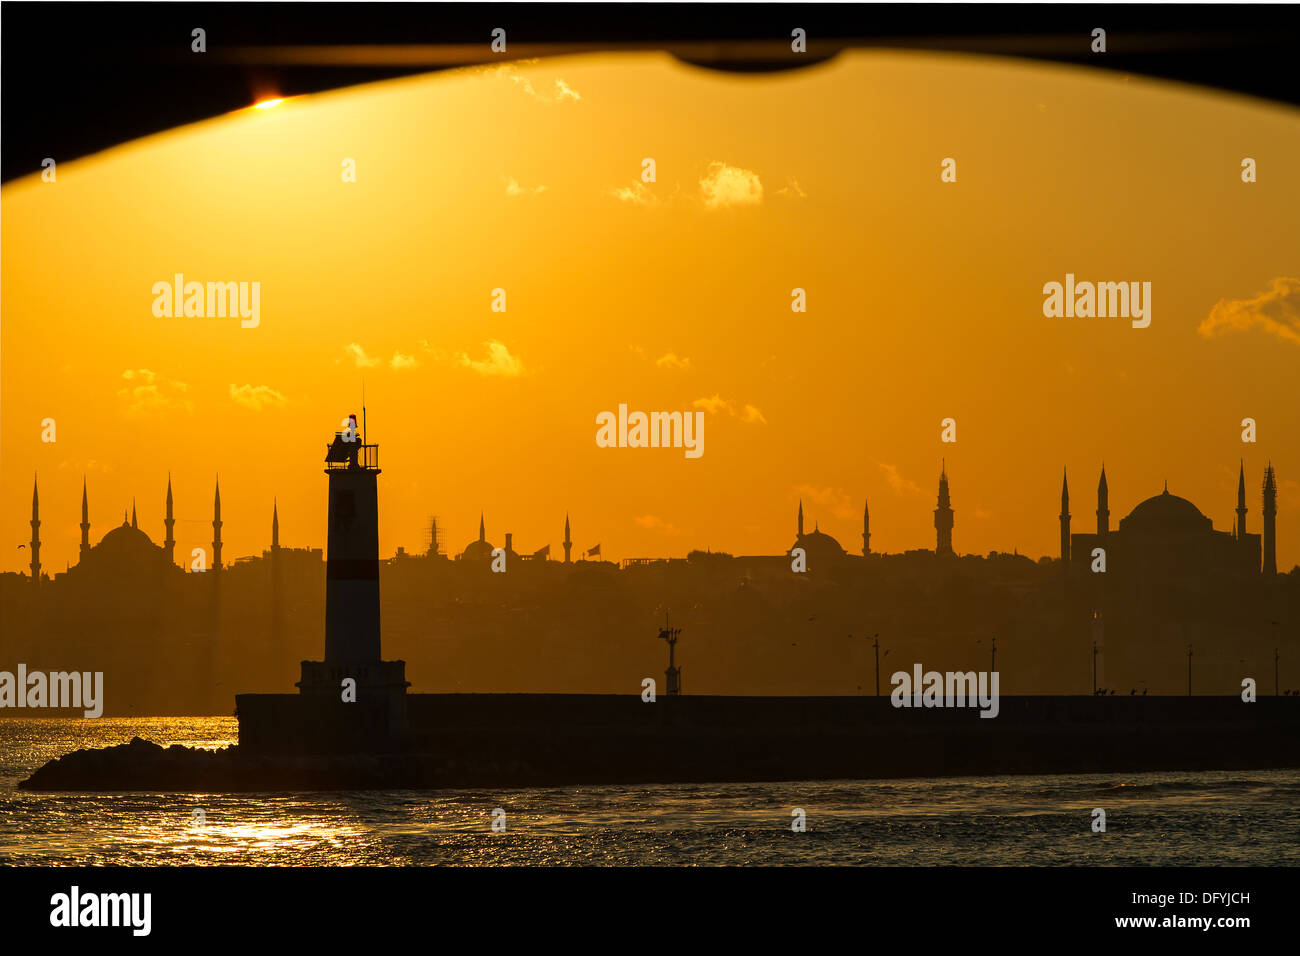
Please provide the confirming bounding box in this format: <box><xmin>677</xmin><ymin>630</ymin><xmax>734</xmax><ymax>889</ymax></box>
<box><xmin>3</xmin><ymin>50</ymin><xmax>1298</xmax><ymax>573</ymax></box>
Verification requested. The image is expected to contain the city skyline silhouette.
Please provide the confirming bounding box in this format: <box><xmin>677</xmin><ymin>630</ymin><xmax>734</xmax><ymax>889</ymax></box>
<box><xmin>4</xmin><ymin>422</ymin><xmax>1295</xmax><ymax>713</ymax></box>
<box><xmin>9</xmin><ymin>452</ymin><xmax>1288</xmax><ymax>573</ymax></box>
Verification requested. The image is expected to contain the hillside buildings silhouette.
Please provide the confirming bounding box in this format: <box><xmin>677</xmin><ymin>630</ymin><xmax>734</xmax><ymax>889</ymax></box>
<box><xmin>22</xmin><ymin>458</ymin><xmax>1281</xmax><ymax>586</ymax></box>
<box><xmin>3</xmin><ymin>455</ymin><xmax>1294</xmax><ymax>713</ymax></box>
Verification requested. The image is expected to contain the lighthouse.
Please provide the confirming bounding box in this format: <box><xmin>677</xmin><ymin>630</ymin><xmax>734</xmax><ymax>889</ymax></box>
<box><xmin>293</xmin><ymin>412</ymin><xmax>409</xmax><ymax>748</ymax></box>
<box><xmin>322</xmin><ymin>414</ymin><xmax>382</xmax><ymax>660</ymax></box>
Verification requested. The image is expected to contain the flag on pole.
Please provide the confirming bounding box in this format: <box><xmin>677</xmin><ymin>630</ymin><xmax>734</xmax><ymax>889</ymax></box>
<box><xmin>533</xmin><ymin>544</ymin><xmax>550</xmax><ymax>559</ymax></box>
<box><xmin>587</xmin><ymin>544</ymin><xmax>601</xmax><ymax>557</ymax></box>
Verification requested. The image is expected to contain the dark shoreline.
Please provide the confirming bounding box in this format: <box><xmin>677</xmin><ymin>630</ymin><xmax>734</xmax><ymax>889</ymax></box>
<box><xmin>18</xmin><ymin>694</ymin><xmax>1300</xmax><ymax>792</ymax></box>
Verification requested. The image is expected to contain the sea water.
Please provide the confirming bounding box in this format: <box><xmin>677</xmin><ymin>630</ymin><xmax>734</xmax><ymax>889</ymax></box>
<box><xmin>2</xmin><ymin>717</ymin><xmax>1296</xmax><ymax>866</ymax></box>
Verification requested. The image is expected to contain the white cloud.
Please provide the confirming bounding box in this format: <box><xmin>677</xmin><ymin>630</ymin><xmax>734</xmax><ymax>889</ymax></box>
<box><xmin>118</xmin><ymin>369</ymin><xmax>192</xmax><ymax>416</ymax></box>
<box><xmin>229</xmin><ymin>384</ymin><xmax>288</xmax><ymax>411</ymax></box>
<box><xmin>344</xmin><ymin>343</ymin><xmax>380</xmax><ymax>368</ymax></box>
<box><xmin>877</xmin><ymin>462</ymin><xmax>923</xmax><ymax>497</ymax></box>
<box><xmin>390</xmin><ymin>352</ymin><xmax>418</xmax><ymax>370</ymax></box>
<box><xmin>692</xmin><ymin>394</ymin><xmax>766</xmax><ymax>424</ymax></box>
<box><xmin>775</xmin><ymin>178</ymin><xmax>807</xmax><ymax>199</ymax></box>
<box><xmin>509</xmin><ymin>73</ymin><xmax>538</xmax><ymax>98</ymax></box>
<box><xmin>506</xmin><ymin>176</ymin><xmax>546</xmax><ymax>197</ymax></box>
<box><xmin>655</xmin><ymin>352</ymin><xmax>691</xmax><ymax>370</ymax></box>
<box><xmin>458</xmin><ymin>340</ymin><xmax>525</xmax><ymax>377</ymax></box>
<box><xmin>508</xmin><ymin>70</ymin><xmax>582</xmax><ymax>104</ymax></box>
<box><xmin>611</xmin><ymin>182</ymin><xmax>657</xmax><ymax>205</ymax></box>
<box><xmin>700</xmin><ymin>161</ymin><xmax>763</xmax><ymax>208</ymax></box>
<box><xmin>1199</xmin><ymin>277</ymin><xmax>1300</xmax><ymax>346</ymax></box>
<box><xmin>693</xmin><ymin>394</ymin><xmax>732</xmax><ymax>415</ymax></box>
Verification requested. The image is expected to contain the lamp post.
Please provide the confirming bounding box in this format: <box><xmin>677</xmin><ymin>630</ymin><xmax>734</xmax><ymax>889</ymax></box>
<box><xmin>658</xmin><ymin>612</ymin><xmax>683</xmax><ymax>696</ymax></box>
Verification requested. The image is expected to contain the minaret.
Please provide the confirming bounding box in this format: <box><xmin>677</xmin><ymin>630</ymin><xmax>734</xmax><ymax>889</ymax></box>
<box><xmin>478</xmin><ymin>512</ymin><xmax>486</xmax><ymax>545</ymax></box>
<box><xmin>212</xmin><ymin>477</ymin><xmax>224</xmax><ymax>571</ymax></box>
<box><xmin>1263</xmin><ymin>462</ymin><xmax>1278</xmax><ymax>575</ymax></box>
<box><xmin>80</xmin><ymin>478</ymin><xmax>91</xmax><ymax>559</ymax></box>
<box><xmin>1060</xmin><ymin>468</ymin><xmax>1071</xmax><ymax>565</ymax></box>
<box><xmin>1236</xmin><ymin>460</ymin><xmax>1248</xmax><ymax>542</ymax></box>
<box><xmin>131</xmin><ymin>498</ymin><xmax>138</xmax><ymax>529</ymax></box>
<box><xmin>563</xmin><ymin>512</ymin><xmax>573</xmax><ymax>564</ymax></box>
<box><xmin>1096</xmin><ymin>465</ymin><xmax>1109</xmax><ymax>536</ymax></box>
<box><xmin>163</xmin><ymin>476</ymin><xmax>176</xmax><ymax>564</ymax></box>
<box><xmin>29</xmin><ymin>475</ymin><xmax>41</xmax><ymax>585</ymax></box>
<box><xmin>797</xmin><ymin>499</ymin><xmax>805</xmax><ymax>538</ymax></box>
<box><xmin>862</xmin><ymin>499</ymin><xmax>871</xmax><ymax>556</ymax></box>
<box><xmin>270</xmin><ymin>497</ymin><xmax>284</xmax><ymax>681</ymax></box>
<box><xmin>934</xmin><ymin>461</ymin><xmax>954</xmax><ymax>557</ymax></box>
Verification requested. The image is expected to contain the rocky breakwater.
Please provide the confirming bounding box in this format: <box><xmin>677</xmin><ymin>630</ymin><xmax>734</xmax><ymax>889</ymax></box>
<box><xmin>16</xmin><ymin>736</ymin><xmax>536</xmax><ymax>791</ymax></box>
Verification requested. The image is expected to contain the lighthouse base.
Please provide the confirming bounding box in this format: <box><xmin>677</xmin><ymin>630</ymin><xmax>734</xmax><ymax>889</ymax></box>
<box><xmin>236</xmin><ymin>660</ymin><xmax>409</xmax><ymax>754</ymax></box>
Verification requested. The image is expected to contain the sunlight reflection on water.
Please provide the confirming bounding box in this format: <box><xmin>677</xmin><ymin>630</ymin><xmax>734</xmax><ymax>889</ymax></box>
<box><xmin>2</xmin><ymin>718</ymin><xmax>1298</xmax><ymax>865</ymax></box>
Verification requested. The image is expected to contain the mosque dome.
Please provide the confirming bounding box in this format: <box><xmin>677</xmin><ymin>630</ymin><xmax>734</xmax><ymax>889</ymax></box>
<box><xmin>461</xmin><ymin>538</ymin><xmax>496</xmax><ymax>561</ymax></box>
<box><xmin>95</xmin><ymin>521</ymin><xmax>160</xmax><ymax>556</ymax></box>
<box><xmin>77</xmin><ymin>519</ymin><xmax>166</xmax><ymax>577</ymax></box>
<box><xmin>1119</xmin><ymin>488</ymin><xmax>1213</xmax><ymax>534</ymax></box>
<box><xmin>791</xmin><ymin>526</ymin><xmax>847</xmax><ymax>563</ymax></box>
